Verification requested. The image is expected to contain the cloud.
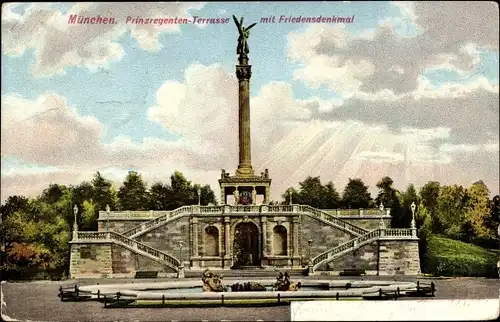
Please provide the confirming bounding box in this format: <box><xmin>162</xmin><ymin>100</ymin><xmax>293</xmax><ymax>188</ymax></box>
<box><xmin>2</xmin><ymin>62</ymin><xmax>499</xmax><ymax>203</ymax></box>
<box><xmin>287</xmin><ymin>1</ymin><xmax>499</xmax><ymax>96</ymax></box>
<box><xmin>1</xmin><ymin>2</ymin><xmax>205</xmax><ymax>76</ymax></box>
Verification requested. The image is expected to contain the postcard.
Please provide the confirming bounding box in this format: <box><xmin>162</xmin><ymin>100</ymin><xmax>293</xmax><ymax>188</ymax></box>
<box><xmin>1</xmin><ymin>2</ymin><xmax>499</xmax><ymax>321</ymax></box>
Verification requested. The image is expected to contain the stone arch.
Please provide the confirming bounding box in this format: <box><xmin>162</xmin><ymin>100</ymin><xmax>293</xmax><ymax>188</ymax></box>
<box><xmin>232</xmin><ymin>221</ymin><xmax>260</xmax><ymax>267</ymax></box>
<box><xmin>204</xmin><ymin>225</ymin><xmax>220</xmax><ymax>256</ymax></box>
<box><xmin>273</xmin><ymin>225</ymin><xmax>288</xmax><ymax>255</ymax></box>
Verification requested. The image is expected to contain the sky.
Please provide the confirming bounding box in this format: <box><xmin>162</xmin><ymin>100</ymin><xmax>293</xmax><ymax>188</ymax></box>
<box><xmin>1</xmin><ymin>1</ymin><xmax>499</xmax><ymax>203</ymax></box>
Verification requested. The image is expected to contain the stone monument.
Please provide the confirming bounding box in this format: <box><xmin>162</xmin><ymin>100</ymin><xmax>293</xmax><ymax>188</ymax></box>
<box><xmin>218</xmin><ymin>16</ymin><xmax>271</xmax><ymax>206</ymax></box>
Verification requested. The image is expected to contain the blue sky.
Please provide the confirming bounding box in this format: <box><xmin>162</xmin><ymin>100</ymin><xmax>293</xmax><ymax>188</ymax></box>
<box><xmin>1</xmin><ymin>2</ymin><xmax>499</xmax><ymax>201</ymax></box>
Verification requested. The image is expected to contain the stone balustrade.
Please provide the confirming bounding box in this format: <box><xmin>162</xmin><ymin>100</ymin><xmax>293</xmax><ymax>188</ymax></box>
<box><xmin>311</xmin><ymin>227</ymin><xmax>417</xmax><ymax>270</ymax></box>
<box><xmin>99</xmin><ymin>205</ymin><xmax>393</xmax><ymax>220</ymax></box>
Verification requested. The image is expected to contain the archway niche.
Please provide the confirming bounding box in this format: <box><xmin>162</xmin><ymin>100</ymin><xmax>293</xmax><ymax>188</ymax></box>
<box><xmin>232</xmin><ymin>222</ymin><xmax>260</xmax><ymax>267</ymax></box>
<box><xmin>273</xmin><ymin>225</ymin><xmax>288</xmax><ymax>255</ymax></box>
<box><xmin>205</xmin><ymin>226</ymin><xmax>220</xmax><ymax>256</ymax></box>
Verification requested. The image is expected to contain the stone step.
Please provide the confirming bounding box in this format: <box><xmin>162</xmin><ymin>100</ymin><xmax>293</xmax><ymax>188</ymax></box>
<box><xmin>185</xmin><ymin>268</ymin><xmax>306</xmax><ymax>278</ymax></box>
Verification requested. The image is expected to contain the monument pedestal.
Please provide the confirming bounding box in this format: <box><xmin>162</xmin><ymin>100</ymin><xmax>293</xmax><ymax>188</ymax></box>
<box><xmin>219</xmin><ymin>170</ymin><xmax>272</xmax><ymax>205</ymax></box>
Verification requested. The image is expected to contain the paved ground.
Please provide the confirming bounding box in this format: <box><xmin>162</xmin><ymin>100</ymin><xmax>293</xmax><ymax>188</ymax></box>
<box><xmin>1</xmin><ymin>276</ymin><xmax>498</xmax><ymax>321</ymax></box>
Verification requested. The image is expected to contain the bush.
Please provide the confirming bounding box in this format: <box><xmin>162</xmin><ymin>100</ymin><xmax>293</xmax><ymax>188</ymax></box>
<box><xmin>423</xmin><ymin>235</ymin><xmax>498</xmax><ymax>278</ymax></box>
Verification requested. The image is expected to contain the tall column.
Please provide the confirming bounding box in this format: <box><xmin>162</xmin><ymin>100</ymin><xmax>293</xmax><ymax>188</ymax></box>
<box><xmin>235</xmin><ymin>60</ymin><xmax>254</xmax><ymax>177</ymax></box>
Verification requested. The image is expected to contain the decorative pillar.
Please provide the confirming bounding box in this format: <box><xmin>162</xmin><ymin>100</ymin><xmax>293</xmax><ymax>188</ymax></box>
<box><xmin>224</xmin><ymin>216</ymin><xmax>231</xmax><ymax>267</ymax></box>
<box><xmin>292</xmin><ymin>217</ymin><xmax>300</xmax><ymax>258</ymax></box>
<box><xmin>220</xmin><ymin>187</ymin><xmax>225</xmax><ymax>205</ymax></box>
<box><xmin>234</xmin><ymin>187</ymin><xmax>239</xmax><ymax>205</ymax></box>
<box><xmin>252</xmin><ymin>186</ymin><xmax>257</xmax><ymax>205</ymax></box>
<box><xmin>261</xmin><ymin>216</ymin><xmax>268</xmax><ymax>257</ymax></box>
<box><xmin>264</xmin><ymin>187</ymin><xmax>270</xmax><ymax>204</ymax></box>
<box><xmin>191</xmin><ymin>217</ymin><xmax>199</xmax><ymax>260</ymax></box>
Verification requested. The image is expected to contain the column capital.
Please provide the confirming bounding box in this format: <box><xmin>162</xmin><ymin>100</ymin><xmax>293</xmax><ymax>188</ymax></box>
<box><xmin>224</xmin><ymin>216</ymin><xmax>231</xmax><ymax>223</ymax></box>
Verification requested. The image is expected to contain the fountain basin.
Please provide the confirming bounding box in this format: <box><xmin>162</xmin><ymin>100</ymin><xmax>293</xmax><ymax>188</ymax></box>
<box><xmin>75</xmin><ymin>278</ymin><xmax>433</xmax><ymax>305</ymax></box>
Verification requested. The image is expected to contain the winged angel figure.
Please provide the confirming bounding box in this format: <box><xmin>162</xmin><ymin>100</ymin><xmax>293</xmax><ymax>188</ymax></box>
<box><xmin>233</xmin><ymin>15</ymin><xmax>257</xmax><ymax>55</ymax></box>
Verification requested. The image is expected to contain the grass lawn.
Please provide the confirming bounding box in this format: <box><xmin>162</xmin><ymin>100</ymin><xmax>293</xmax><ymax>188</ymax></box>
<box><xmin>423</xmin><ymin>236</ymin><xmax>499</xmax><ymax>277</ymax></box>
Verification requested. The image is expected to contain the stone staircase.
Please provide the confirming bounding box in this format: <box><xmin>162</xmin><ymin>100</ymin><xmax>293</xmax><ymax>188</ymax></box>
<box><xmin>77</xmin><ymin>205</ymin><xmax>371</xmax><ymax>276</ymax></box>
<box><xmin>76</xmin><ymin>231</ymin><xmax>181</xmax><ymax>272</ymax></box>
<box><xmin>311</xmin><ymin>228</ymin><xmax>414</xmax><ymax>271</ymax></box>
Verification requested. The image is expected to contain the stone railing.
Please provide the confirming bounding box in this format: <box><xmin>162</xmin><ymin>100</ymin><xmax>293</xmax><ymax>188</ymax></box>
<box><xmin>121</xmin><ymin>206</ymin><xmax>193</xmax><ymax>237</ymax></box>
<box><xmin>312</xmin><ymin>229</ymin><xmax>381</xmax><ymax>269</ymax></box>
<box><xmin>298</xmin><ymin>205</ymin><xmax>368</xmax><ymax>236</ymax></box>
<box><xmin>98</xmin><ymin>210</ymin><xmax>169</xmax><ymax>220</ymax></box>
<box><xmin>323</xmin><ymin>208</ymin><xmax>391</xmax><ymax>216</ymax></box>
<box><xmin>382</xmin><ymin>228</ymin><xmax>413</xmax><ymax>237</ymax></box>
<box><xmin>311</xmin><ymin>227</ymin><xmax>417</xmax><ymax>271</ymax></box>
<box><xmin>76</xmin><ymin>231</ymin><xmax>180</xmax><ymax>271</ymax></box>
<box><xmin>118</xmin><ymin>204</ymin><xmax>368</xmax><ymax>239</ymax></box>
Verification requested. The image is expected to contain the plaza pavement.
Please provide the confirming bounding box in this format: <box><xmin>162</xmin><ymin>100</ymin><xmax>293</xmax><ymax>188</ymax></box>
<box><xmin>1</xmin><ymin>276</ymin><xmax>498</xmax><ymax>321</ymax></box>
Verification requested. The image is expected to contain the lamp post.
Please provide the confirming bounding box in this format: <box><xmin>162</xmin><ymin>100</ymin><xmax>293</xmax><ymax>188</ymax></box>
<box><xmin>73</xmin><ymin>205</ymin><xmax>79</xmax><ymax>240</ymax></box>
<box><xmin>411</xmin><ymin>202</ymin><xmax>417</xmax><ymax>237</ymax></box>
<box><xmin>197</xmin><ymin>188</ymin><xmax>201</xmax><ymax>206</ymax></box>
<box><xmin>289</xmin><ymin>189</ymin><xmax>293</xmax><ymax>205</ymax></box>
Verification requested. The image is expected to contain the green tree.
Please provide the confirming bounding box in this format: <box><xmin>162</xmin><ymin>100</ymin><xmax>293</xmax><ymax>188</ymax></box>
<box><xmin>117</xmin><ymin>171</ymin><xmax>149</xmax><ymax>210</ymax></box>
<box><xmin>41</xmin><ymin>183</ymin><xmax>67</xmax><ymax>204</ymax></box>
<box><xmin>149</xmin><ymin>182</ymin><xmax>171</xmax><ymax>210</ymax></box>
<box><xmin>0</xmin><ymin>195</ymin><xmax>29</xmax><ymax>219</ymax></box>
<box><xmin>415</xmin><ymin>202</ymin><xmax>433</xmax><ymax>269</ymax></box>
<box><xmin>375</xmin><ymin>176</ymin><xmax>404</xmax><ymax>227</ymax></box>
<box><xmin>282</xmin><ymin>187</ymin><xmax>300</xmax><ymax>205</ymax></box>
<box><xmin>419</xmin><ymin>181</ymin><xmax>441</xmax><ymax>233</ymax></box>
<box><xmin>324</xmin><ymin>181</ymin><xmax>341</xmax><ymax>208</ymax></box>
<box><xmin>81</xmin><ymin>200</ymin><xmax>98</xmax><ymax>231</ymax></box>
<box><xmin>196</xmin><ymin>184</ymin><xmax>217</xmax><ymax>205</ymax></box>
<box><xmin>91</xmin><ymin>172</ymin><xmax>116</xmax><ymax>210</ymax></box>
<box><xmin>341</xmin><ymin>178</ymin><xmax>372</xmax><ymax>209</ymax></box>
<box><xmin>463</xmin><ymin>181</ymin><xmax>493</xmax><ymax>245</ymax></box>
<box><xmin>483</xmin><ymin>195</ymin><xmax>500</xmax><ymax>248</ymax></box>
<box><xmin>436</xmin><ymin>184</ymin><xmax>468</xmax><ymax>240</ymax></box>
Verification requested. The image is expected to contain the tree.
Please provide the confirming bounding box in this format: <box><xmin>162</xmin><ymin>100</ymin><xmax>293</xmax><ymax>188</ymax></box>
<box><xmin>117</xmin><ymin>171</ymin><xmax>149</xmax><ymax>210</ymax></box>
<box><xmin>284</xmin><ymin>176</ymin><xmax>341</xmax><ymax>208</ymax></box>
<box><xmin>436</xmin><ymin>184</ymin><xmax>468</xmax><ymax>240</ymax></box>
<box><xmin>483</xmin><ymin>195</ymin><xmax>500</xmax><ymax>248</ymax></box>
<box><xmin>282</xmin><ymin>187</ymin><xmax>300</xmax><ymax>205</ymax></box>
<box><xmin>324</xmin><ymin>181</ymin><xmax>341</xmax><ymax>209</ymax></box>
<box><xmin>375</xmin><ymin>176</ymin><xmax>404</xmax><ymax>227</ymax></box>
<box><xmin>419</xmin><ymin>181</ymin><xmax>441</xmax><ymax>234</ymax></box>
<box><xmin>414</xmin><ymin>202</ymin><xmax>433</xmax><ymax>269</ymax></box>
<box><xmin>0</xmin><ymin>195</ymin><xmax>29</xmax><ymax>219</ymax></box>
<box><xmin>41</xmin><ymin>184</ymin><xmax>68</xmax><ymax>204</ymax></box>
<box><xmin>464</xmin><ymin>181</ymin><xmax>493</xmax><ymax>245</ymax></box>
<box><xmin>91</xmin><ymin>172</ymin><xmax>116</xmax><ymax>210</ymax></box>
<box><xmin>340</xmin><ymin>178</ymin><xmax>372</xmax><ymax>209</ymax></box>
<box><xmin>149</xmin><ymin>182</ymin><xmax>171</xmax><ymax>210</ymax></box>
<box><xmin>81</xmin><ymin>200</ymin><xmax>98</xmax><ymax>231</ymax></box>
<box><xmin>401</xmin><ymin>184</ymin><xmax>419</xmax><ymax>228</ymax></box>
<box><xmin>197</xmin><ymin>184</ymin><xmax>217</xmax><ymax>205</ymax></box>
